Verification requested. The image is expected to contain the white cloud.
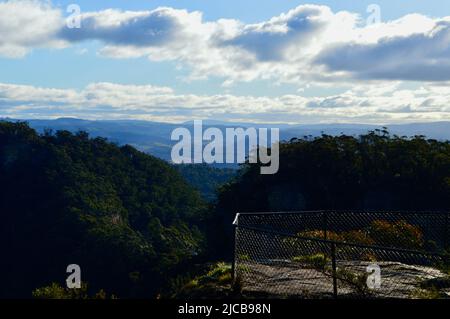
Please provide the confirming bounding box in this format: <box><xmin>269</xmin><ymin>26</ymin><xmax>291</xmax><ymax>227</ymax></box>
<box><xmin>1</xmin><ymin>82</ymin><xmax>449</xmax><ymax>123</ymax></box>
<box><xmin>316</xmin><ymin>19</ymin><xmax>450</xmax><ymax>82</ymax></box>
<box><xmin>0</xmin><ymin>0</ymin><xmax>65</xmax><ymax>57</ymax></box>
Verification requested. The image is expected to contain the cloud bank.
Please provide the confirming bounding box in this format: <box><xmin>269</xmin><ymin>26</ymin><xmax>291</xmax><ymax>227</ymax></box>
<box><xmin>1</xmin><ymin>81</ymin><xmax>449</xmax><ymax>123</ymax></box>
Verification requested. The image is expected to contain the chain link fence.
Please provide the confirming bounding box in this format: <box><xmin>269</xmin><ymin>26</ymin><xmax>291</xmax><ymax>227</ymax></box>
<box><xmin>233</xmin><ymin>211</ymin><xmax>450</xmax><ymax>299</ymax></box>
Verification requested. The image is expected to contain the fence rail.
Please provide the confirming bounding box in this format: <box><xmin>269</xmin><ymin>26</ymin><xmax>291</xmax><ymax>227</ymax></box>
<box><xmin>233</xmin><ymin>211</ymin><xmax>450</xmax><ymax>299</ymax></box>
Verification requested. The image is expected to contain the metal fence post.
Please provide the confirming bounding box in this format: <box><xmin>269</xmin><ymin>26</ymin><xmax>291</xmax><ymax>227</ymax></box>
<box><xmin>331</xmin><ymin>242</ymin><xmax>338</xmax><ymax>299</ymax></box>
<box><xmin>232</xmin><ymin>224</ymin><xmax>236</xmax><ymax>283</ymax></box>
<box><xmin>231</xmin><ymin>213</ymin><xmax>240</xmax><ymax>283</ymax></box>
<box><xmin>445</xmin><ymin>213</ymin><xmax>449</xmax><ymax>250</ymax></box>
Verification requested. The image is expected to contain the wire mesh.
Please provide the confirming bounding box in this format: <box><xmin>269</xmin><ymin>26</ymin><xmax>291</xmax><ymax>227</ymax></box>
<box><xmin>234</xmin><ymin>211</ymin><xmax>450</xmax><ymax>299</ymax></box>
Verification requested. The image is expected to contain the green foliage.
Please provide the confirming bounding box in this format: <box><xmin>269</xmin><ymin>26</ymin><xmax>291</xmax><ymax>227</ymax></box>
<box><xmin>238</xmin><ymin>254</ymin><xmax>250</xmax><ymax>261</ymax></box>
<box><xmin>0</xmin><ymin>121</ymin><xmax>207</xmax><ymax>298</ymax></box>
<box><xmin>172</xmin><ymin>262</ymin><xmax>235</xmax><ymax>299</ymax></box>
<box><xmin>175</xmin><ymin>164</ymin><xmax>236</xmax><ymax>202</ymax></box>
<box><xmin>298</xmin><ymin>230</ymin><xmax>342</xmax><ymax>241</ymax></box>
<box><xmin>341</xmin><ymin>230</ymin><xmax>375</xmax><ymax>246</ymax></box>
<box><xmin>205</xmin><ymin>262</ymin><xmax>232</xmax><ymax>281</ymax></box>
<box><xmin>237</xmin><ymin>265</ymin><xmax>251</xmax><ymax>273</ymax></box>
<box><xmin>368</xmin><ymin>220</ymin><xmax>424</xmax><ymax>250</ymax></box>
<box><xmin>292</xmin><ymin>253</ymin><xmax>328</xmax><ymax>269</ymax></box>
<box><xmin>412</xmin><ymin>287</ymin><xmax>443</xmax><ymax>299</ymax></box>
<box><xmin>335</xmin><ymin>269</ymin><xmax>371</xmax><ymax>297</ymax></box>
<box><xmin>32</xmin><ymin>282</ymin><xmax>115</xmax><ymax>299</ymax></box>
<box><xmin>296</xmin><ymin>220</ymin><xmax>422</xmax><ymax>250</ymax></box>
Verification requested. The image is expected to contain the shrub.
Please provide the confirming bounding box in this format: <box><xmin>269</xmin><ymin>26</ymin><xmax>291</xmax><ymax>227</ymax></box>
<box><xmin>298</xmin><ymin>230</ymin><xmax>343</xmax><ymax>241</ymax></box>
<box><xmin>341</xmin><ymin>230</ymin><xmax>375</xmax><ymax>246</ymax></box>
<box><xmin>173</xmin><ymin>262</ymin><xmax>237</xmax><ymax>299</ymax></box>
<box><xmin>411</xmin><ymin>287</ymin><xmax>442</xmax><ymax>299</ymax></box>
<box><xmin>335</xmin><ymin>269</ymin><xmax>371</xmax><ymax>297</ymax></box>
<box><xmin>206</xmin><ymin>262</ymin><xmax>232</xmax><ymax>280</ymax></box>
<box><xmin>292</xmin><ymin>253</ymin><xmax>328</xmax><ymax>269</ymax></box>
<box><xmin>293</xmin><ymin>220</ymin><xmax>424</xmax><ymax>254</ymax></box>
<box><xmin>298</xmin><ymin>229</ymin><xmax>374</xmax><ymax>245</ymax></box>
<box><xmin>218</xmin><ymin>273</ymin><xmax>233</xmax><ymax>285</ymax></box>
<box><xmin>32</xmin><ymin>282</ymin><xmax>114</xmax><ymax>299</ymax></box>
<box><xmin>238</xmin><ymin>254</ymin><xmax>250</xmax><ymax>261</ymax></box>
<box><xmin>368</xmin><ymin>220</ymin><xmax>424</xmax><ymax>250</ymax></box>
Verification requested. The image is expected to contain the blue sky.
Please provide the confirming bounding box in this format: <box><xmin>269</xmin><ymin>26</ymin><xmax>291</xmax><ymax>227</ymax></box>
<box><xmin>1</xmin><ymin>0</ymin><xmax>450</xmax><ymax>123</ymax></box>
<box><xmin>50</xmin><ymin>0</ymin><xmax>449</xmax><ymax>22</ymax></box>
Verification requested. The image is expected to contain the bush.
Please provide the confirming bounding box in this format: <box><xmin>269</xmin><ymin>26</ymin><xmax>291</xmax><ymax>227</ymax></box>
<box><xmin>335</xmin><ymin>269</ymin><xmax>371</xmax><ymax>297</ymax></box>
<box><xmin>297</xmin><ymin>230</ymin><xmax>342</xmax><ymax>241</ymax></box>
<box><xmin>173</xmin><ymin>262</ymin><xmax>236</xmax><ymax>299</ymax></box>
<box><xmin>368</xmin><ymin>220</ymin><xmax>424</xmax><ymax>250</ymax></box>
<box><xmin>32</xmin><ymin>282</ymin><xmax>114</xmax><ymax>299</ymax></box>
<box><xmin>292</xmin><ymin>253</ymin><xmax>328</xmax><ymax>269</ymax></box>
<box><xmin>205</xmin><ymin>262</ymin><xmax>232</xmax><ymax>281</ymax></box>
<box><xmin>296</xmin><ymin>220</ymin><xmax>424</xmax><ymax>251</ymax></box>
<box><xmin>341</xmin><ymin>230</ymin><xmax>375</xmax><ymax>246</ymax></box>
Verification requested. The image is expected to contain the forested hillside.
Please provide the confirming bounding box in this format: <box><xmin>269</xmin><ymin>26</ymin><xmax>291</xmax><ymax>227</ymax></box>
<box><xmin>0</xmin><ymin>121</ymin><xmax>207</xmax><ymax>298</ymax></box>
<box><xmin>175</xmin><ymin>164</ymin><xmax>237</xmax><ymax>202</ymax></box>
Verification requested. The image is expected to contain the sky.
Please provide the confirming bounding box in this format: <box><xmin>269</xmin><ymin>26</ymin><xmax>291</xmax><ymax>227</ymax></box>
<box><xmin>1</xmin><ymin>0</ymin><xmax>450</xmax><ymax>123</ymax></box>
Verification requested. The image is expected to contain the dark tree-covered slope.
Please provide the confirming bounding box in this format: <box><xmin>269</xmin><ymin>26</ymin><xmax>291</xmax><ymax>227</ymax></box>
<box><xmin>175</xmin><ymin>164</ymin><xmax>237</xmax><ymax>202</ymax></box>
<box><xmin>0</xmin><ymin>121</ymin><xmax>207</xmax><ymax>298</ymax></box>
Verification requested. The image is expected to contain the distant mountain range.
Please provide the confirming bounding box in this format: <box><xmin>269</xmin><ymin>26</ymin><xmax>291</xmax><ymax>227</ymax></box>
<box><xmin>2</xmin><ymin>118</ymin><xmax>449</xmax><ymax>162</ymax></box>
